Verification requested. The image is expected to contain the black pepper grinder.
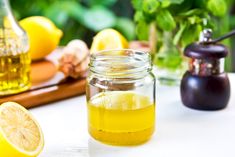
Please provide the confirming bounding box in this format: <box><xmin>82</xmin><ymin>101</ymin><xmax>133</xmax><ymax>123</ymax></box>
<box><xmin>180</xmin><ymin>29</ymin><xmax>231</xmax><ymax>110</ymax></box>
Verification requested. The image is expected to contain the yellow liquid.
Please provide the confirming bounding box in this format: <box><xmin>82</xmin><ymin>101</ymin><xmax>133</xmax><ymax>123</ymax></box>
<box><xmin>0</xmin><ymin>53</ymin><xmax>31</xmax><ymax>95</ymax></box>
<box><xmin>87</xmin><ymin>91</ymin><xmax>155</xmax><ymax>145</ymax></box>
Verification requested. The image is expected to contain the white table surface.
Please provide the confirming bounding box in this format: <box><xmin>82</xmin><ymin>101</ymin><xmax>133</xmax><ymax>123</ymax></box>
<box><xmin>31</xmin><ymin>73</ymin><xmax>235</xmax><ymax>157</ymax></box>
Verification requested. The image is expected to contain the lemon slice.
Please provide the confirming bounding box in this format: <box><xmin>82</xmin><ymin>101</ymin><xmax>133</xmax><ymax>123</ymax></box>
<box><xmin>90</xmin><ymin>28</ymin><xmax>129</xmax><ymax>54</ymax></box>
<box><xmin>0</xmin><ymin>102</ymin><xmax>44</xmax><ymax>157</ymax></box>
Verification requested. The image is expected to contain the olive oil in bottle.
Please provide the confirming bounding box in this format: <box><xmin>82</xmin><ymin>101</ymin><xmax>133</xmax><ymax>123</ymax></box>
<box><xmin>0</xmin><ymin>0</ymin><xmax>30</xmax><ymax>96</ymax></box>
<box><xmin>0</xmin><ymin>52</ymin><xmax>30</xmax><ymax>95</ymax></box>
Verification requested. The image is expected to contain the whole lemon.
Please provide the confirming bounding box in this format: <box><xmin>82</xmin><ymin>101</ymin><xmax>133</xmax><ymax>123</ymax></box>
<box><xmin>20</xmin><ymin>16</ymin><xmax>63</xmax><ymax>61</ymax></box>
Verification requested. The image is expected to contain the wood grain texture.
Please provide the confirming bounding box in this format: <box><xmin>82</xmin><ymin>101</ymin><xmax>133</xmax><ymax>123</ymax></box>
<box><xmin>0</xmin><ymin>48</ymin><xmax>87</xmax><ymax>108</ymax></box>
<box><xmin>0</xmin><ymin>79</ymin><xmax>86</xmax><ymax>108</ymax></box>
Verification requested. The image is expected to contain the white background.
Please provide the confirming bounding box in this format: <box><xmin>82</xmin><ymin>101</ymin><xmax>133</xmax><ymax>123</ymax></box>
<box><xmin>31</xmin><ymin>74</ymin><xmax>235</xmax><ymax>157</ymax></box>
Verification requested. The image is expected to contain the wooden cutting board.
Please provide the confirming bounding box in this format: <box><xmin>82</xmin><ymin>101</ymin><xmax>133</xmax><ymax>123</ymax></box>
<box><xmin>0</xmin><ymin>41</ymin><xmax>151</xmax><ymax>108</ymax></box>
<box><xmin>0</xmin><ymin>48</ymin><xmax>86</xmax><ymax>108</ymax></box>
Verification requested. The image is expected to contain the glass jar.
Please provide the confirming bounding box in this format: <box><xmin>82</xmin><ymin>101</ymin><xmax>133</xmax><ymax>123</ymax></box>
<box><xmin>86</xmin><ymin>49</ymin><xmax>156</xmax><ymax>145</ymax></box>
<box><xmin>0</xmin><ymin>0</ymin><xmax>30</xmax><ymax>96</ymax></box>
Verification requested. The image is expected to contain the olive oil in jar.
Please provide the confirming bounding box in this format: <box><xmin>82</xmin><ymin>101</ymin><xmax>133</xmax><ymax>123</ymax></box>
<box><xmin>87</xmin><ymin>91</ymin><xmax>155</xmax><ymax>145</ymax></box>
<box><xmin>0</xmin><ymin>52</ymin><xmax>30</xmax><ymax>95</ymax></box>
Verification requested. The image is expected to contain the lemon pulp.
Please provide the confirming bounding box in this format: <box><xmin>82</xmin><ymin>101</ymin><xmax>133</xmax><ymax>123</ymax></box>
<box><xmin>87</xmin><ymin>91</ymin><xmax>155</xmax><ymax>145</ymax></box>
<box><xmin>0</xmin><ymin>102</ymin><xmax>44</xmax><ymax>157</ymax></box>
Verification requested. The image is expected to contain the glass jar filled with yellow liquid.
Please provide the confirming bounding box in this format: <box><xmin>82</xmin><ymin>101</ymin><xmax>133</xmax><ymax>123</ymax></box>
<box><xmin>86</xmin><ymin>49</ymin><xmax>156</xmax><ymax>145</ymax></box>
<box><xmin>0</xmin><ymin>0</ymin><xmax>30</xmax><ymax>95</ymax></box>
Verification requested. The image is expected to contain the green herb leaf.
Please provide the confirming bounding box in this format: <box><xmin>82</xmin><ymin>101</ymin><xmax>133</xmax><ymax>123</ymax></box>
<box><xmin>143</xmin><ymin>0</ymin><xmax>160</xmax><ymax>15</ymax></box>
<box><xmin>207</xmin><ymin>0</ymin><xmax>227</xmax><ymax>17</ymax></box>
<box><xmin>188</xmin><ymin>16</ymin><xmax>202</xmax><ymax>24</ymax></box>
<box><xmin>181</xmin><ymin>24</ymin><xmax>202</xmax><ymax>47</ymax></box>
<box><xmin>193</xmin><ymin>0</ymin><xmax>207</xmax><ymax>8</ymax></box>
<box><xmin>179</xmin><ymin>9</ymin><xmax>203</xmax><ymax>17</ymax></box>
<box><xmin>156</xmin><ymin>9</ymin><xmax>176</xmax><ymax>31</ymax></box>
<box><xmin>136</xmin><ymin>21</ymin><xmax>149</xmax><ymax>40</ymax></box>
<box><xmin>85</xmin><ymin>0</ymin><xmax>117</xmax><ymax>7</ymax></box>
<box><xmin>158</xmin><ymin>0</ymin><xmax>184</xmax><ymax>4</ymax></box>
<box><xmin>134</xmin><ymin>11</ymin><xmax>144</xmax><ymax>22</ymax></box>
<box><xmin>168</xmin><ymin>0</ymin><xmax>193</xmax><ymax>14</ymax></box>
<box><xmin>173</xmin><ymin>22</ymin><xmax>186</xmax><ymax>45</ymax></box>
<box><xmin>131</xmin><ymin>0</ymin><xmax>143</xmax><ymax>11</ymax></box>
<box><xmin>161</xmin><ymin>0</ymin><xmax>171</xmax><ymax>8</ymax></box>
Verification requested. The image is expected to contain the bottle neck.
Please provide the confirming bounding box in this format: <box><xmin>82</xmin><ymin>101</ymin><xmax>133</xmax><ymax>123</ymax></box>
<box><xmin>0</xmin><ymin>0</ymin><xmax>28</xmax><ymax>56</ymax></box>
<box><xmin>0</xmin><ymin>0</ymin><xmax>13</xmax><ymax>27</ymax></box>
<box><xmin>0</xmin><ymin>0</ymin><xmax>10</xmax><ymax>14</ymax></box>
<box><xmin>0</xmin><ymin>0</ymin><xmax>7</xmax><ymax>7</ymax></box>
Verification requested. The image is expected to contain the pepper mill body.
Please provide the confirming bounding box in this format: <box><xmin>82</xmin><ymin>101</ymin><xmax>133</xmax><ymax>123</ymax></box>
<box><xmin>181</xmin><ymin>71</ymin><xmax>230</xmax><ymax>110</ymax></box>
<box><xmin>180</xmin><ymin>30</ymin><xmax>230</xmax><ymax>110</ymax></box>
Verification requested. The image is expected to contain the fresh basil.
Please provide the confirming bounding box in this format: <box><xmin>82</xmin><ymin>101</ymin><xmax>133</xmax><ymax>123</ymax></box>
<box><xmin>136</xmin><ymin>21</ymin><xmax>149</xmax><ymax>40</ymax></box>
<box><xmin>156</xmin><ymin>9</ymin><xmax>176</xmax><ymax>31</ymax></box>
<box><xmin>207</xmin><ymin>0</ymin><xmax>227</xmax><ymax>17</ymax></box>
<box><xmin>132</xmin><ymin>0</ymin><xmax>230</xmax><ymax>70</ymax></box>
<box><xmin>143</xmin><ymin>0</ymin><xmax>160</xmax><ymax>15</ymax></box>
<box><xmin>131</xmin><ymin>0</ymin><xmax>143</xmax><ymax>11</ymax></box>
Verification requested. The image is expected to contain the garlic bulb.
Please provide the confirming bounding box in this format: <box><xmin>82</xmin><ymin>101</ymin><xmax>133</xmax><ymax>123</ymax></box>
<box><xmin>58</xmin><ymin>39</ymin><xmax>90</xmax><ymax>79</ymax></box>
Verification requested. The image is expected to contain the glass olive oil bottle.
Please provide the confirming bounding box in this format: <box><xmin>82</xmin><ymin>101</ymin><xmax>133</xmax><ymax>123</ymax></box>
<box><xmin>0</xmin><ymin>0</ymin><xmax>30</xmax><ymax>96</ymax></box>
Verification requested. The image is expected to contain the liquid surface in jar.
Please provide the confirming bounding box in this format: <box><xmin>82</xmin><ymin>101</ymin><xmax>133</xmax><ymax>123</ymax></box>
<box><xmin>0</xmin><ymin>52</ymin><xmax>31</xmax><ymax>95</ymax></box>
<box><xmin>87</xmin><ymin>91</ymin><xmax>155</xmax><ymax>145</ymax></box>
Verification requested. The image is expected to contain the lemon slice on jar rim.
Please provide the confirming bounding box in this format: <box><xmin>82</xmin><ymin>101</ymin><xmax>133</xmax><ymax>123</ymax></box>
<box><xmin>0</xmin><ymin>102</ymin><xmax>44</xmax><ymax>157</ymax></box>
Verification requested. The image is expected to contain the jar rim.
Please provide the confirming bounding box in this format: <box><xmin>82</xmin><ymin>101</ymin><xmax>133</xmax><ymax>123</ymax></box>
<box><xmin>90</xmin><ymin>49</ymin><xmax>150</xmax><ymax>61</ymax></box>
<box><xmin>89</xmin><ymin>49</ymin><xmax>152</xmax><ymax>78</ymax></box>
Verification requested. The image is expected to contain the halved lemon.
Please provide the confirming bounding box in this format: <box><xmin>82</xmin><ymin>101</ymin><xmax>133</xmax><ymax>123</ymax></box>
<box><xmin>90</xmin><ymin>28</ymin><xmax>129</xmax><ymax>54</ymax></box>
<box><xmin>0</xmin><ymin>102</ymin><xmax>44</xmax><ymax>157</ymax></box>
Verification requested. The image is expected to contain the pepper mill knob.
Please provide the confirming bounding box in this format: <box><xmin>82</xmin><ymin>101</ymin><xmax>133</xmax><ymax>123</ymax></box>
<box><xmin>199</xmin><ymin>29</ymin><xmax>213</xmax><ymax>43</ymax></box>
